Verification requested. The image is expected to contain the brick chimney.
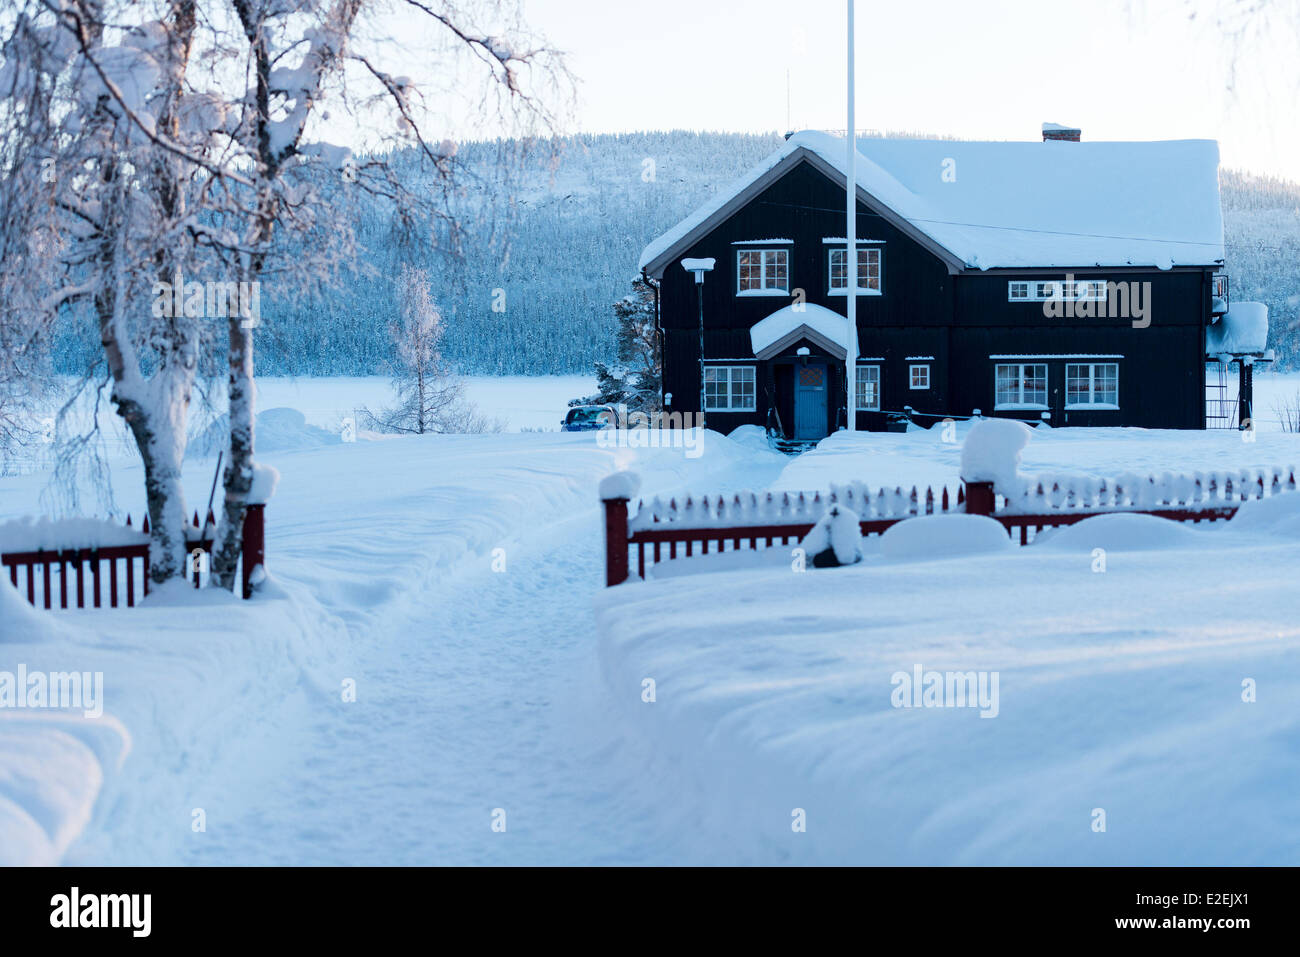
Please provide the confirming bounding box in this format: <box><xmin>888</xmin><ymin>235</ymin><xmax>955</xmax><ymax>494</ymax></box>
<box><xmin>1042</xmin><ymin>122</ymin><xmax>1081</xmax><ymax>142</ymax></box>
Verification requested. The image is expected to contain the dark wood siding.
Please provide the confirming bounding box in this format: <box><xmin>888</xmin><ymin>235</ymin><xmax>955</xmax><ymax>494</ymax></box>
<box><xmin>658</xmin><ymin>156</ymin><xmax>1212</xmax><ymax>432</ymax></box>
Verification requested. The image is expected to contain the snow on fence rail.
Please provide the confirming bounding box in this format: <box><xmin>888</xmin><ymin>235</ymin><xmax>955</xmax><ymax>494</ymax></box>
<box><xmin>0</xmin><ymin>506</ymin><xmax>267</xmax><ymax>609</ymax></box>
<box><xmin>599</xmin><ymin>464</ymin><xmax>1300</xmax><ymax>586</ymax></box>
<box><xmin>991</xmin><ymin>466</ymin><xmax>1299</xmax><ymax>545</ymax></box>
<box><xmin>603</xmin><ymin>476</ymin><xmax>966</xmax><ymax>586</ymax></box>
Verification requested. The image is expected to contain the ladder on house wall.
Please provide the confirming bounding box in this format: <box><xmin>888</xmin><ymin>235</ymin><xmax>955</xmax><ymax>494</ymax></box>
<box><xmin>1206</xmin><ymin>361</ymin><xmax>1238</xmax><ymax>429</ymax></box>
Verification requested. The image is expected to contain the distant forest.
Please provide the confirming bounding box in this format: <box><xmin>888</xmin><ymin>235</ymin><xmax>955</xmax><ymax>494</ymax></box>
<box><xmin>50</xmin><ymin>131</ymin><xmax>1300</xmax><ymax>376</ymax></box>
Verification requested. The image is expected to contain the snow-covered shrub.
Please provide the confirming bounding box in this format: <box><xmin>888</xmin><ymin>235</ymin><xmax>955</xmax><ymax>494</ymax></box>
<box><xmin>1229</xmin><ymin>492</ymin><xmax>1300</xmax><ymax>538</ymax></box>
<box><xmin>1035</xmin><ymin>513</ymin><xmax>1206</xmax><ymax>552</ymax></box>
<box><xmin>879</xmin><ymin>514</ymin><xmax>1013</xmax><ymax>561</ymax></box>
<box><xmin>800</xmin><ymin>505</ymin><xmax>863</xmax><ymax>568</ymax></box>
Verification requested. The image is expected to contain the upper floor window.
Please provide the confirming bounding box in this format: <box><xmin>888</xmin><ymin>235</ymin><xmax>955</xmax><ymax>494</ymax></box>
<box><xmin>1066</xmin><ymin>363</ymin><xmax>1119</xmax><ymax>409</ymax></box>
<box><xmin>1009</xmin><ymin>279</ymin><xmax>1108</xmax><ymax>302</ymax></box>
<box><xmin>856</xmin><ymin>365</ymin><xmax>881</xmax><ymax>410</ymax></box>
<box><xmin>995</xmin><ymin>363</ymin><xmax>1048</xmax><ymax>409</ymax></box>
<box><xmin>737</xmin><ymin>249</ymin><xmax>789</xmax><ymax>296</ymax></box>
<box><xmin>829</xmin><ymin>247</ymin><xmax>883</xmax><ymax>295</ymax></box>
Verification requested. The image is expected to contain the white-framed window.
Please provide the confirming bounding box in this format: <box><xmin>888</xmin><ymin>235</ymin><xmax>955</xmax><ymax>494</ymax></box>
<box><xmin>1009</xmin><ymin>279</ymin><xmax>1109</xmax><ymax>302</ymax></box>
<box><xmin>704</xmin><ymin>365</ymin><xmax>756</xmax><ymax>411</ymax></box>
<box><xmin>856</xmin><ymin>365</ymin><xmax>881</xmax><ymax>410</ymax></box>
<box><xmin>909</xmin><ymin>364</ymin><xmax>930</xmax><ymax>390</ymax></box>
<box><xmin>1065</xmin><ymin>363</ymin><xmax>1119</xmax><ymax>409</ymax></box>
<box><xmin>737</xmin><ymin>249</ymin><xmax>789</xmax><ymax>296</ymax></box>
<box><xmin>828</xmin><ymin>247</ymin><xmax>883</xmax><ymax>295</ymax></box>
<box><xmin>995</xmin><ymin>363</ymin><xmax>1048</xmax><ymax>409</ymax></box>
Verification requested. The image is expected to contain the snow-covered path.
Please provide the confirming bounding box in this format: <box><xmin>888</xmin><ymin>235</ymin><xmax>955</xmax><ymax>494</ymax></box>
<box><xmin>59</xmin><ymin>432</ymin><xmax>787</xmax><ymax>866</ymax></box>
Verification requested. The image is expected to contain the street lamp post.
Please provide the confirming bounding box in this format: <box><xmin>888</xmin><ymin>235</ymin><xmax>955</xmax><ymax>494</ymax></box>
<box><xmin>682</xmin><ymin>258</ymin><xmax>715</xmax><ymax>431</ymax></box>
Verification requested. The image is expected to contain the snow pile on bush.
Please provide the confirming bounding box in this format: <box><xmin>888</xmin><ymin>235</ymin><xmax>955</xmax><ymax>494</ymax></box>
<box><xmin>879</xmin><ymin>513</ymin><xmax>1013</xmax><ymax>561</ymax></box>
<box><xmin>726</xmin><ymin>424</ymin><xmax>773</xmax><ymax>454</ymax></box>
<box><xmin>960</xmin><ymin>418</ymin><xmax>1032</xmax><ymax>493</ymax></box>
<box><xmin>0</xmin><ymin>516</ymin><xmax>147</xmax><ymax>553</ymax></box>
<box><xmin>1229</xmin><ymin>491</ymin><xmax>1300</xmax><ymax>538</ymax></box>
<box><xmin>1036</xmin><ymin>512</ymin><xmax>1207</xmax><ymax>551</ymax></box>
<box><xmin>0</xmin><ymin>575</ymin><xmax>68</xmax><ymax>644</ymax></box>
<box><xmin>189</xmin><ymin>407</ymin><xmax>342</xmax><ymax>456</ymax></box>
<box><xmin>0</xmin><ymin>715</ymin><xmax>120</xmax><ymax>866</ymax></box>
<box><xmin>799</xmin><ymin>505</ymin><xmax>862</xmax><ymax>567</ymax></box>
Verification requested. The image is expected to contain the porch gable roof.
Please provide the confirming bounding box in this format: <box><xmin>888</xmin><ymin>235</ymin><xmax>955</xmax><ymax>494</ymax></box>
<box><xmin>750</xmin><ymin>303</ymin><xmax>850</xmax><ymax>361</ymax></box>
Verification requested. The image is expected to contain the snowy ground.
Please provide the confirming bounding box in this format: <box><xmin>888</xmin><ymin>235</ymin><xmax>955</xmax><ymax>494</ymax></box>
<box><xmin>1</xmin><ymin>382</ymin><xmax>789</xmax><ymax>864</ymax></box>
<box><xmin>3</xmin><ymin>373</ymin><xmax>1300</xmax><ymax>865</ymax></box>
<box><xmin>597</xmin><ymin>494</ymin><xmax>1300</xmax><ymax>865</ymax></box>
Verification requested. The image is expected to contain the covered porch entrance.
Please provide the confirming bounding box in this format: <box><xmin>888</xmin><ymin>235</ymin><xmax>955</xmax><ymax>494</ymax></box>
<box><xmin>750</xmin><ymin>303</ymin><xmax>851</xmax><ymax>445</ymax></box>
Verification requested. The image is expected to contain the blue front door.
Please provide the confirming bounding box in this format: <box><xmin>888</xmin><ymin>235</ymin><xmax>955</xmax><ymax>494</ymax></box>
<box><xmin>794</xmin><ymin>363</ymin><xmax>829</xmax><ymax>440</ymax></box>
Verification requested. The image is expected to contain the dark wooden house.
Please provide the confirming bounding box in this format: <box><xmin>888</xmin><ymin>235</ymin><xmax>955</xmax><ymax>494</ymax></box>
<box><xmin>640</xmin><ymin>127</ymin><xmax>1248</xmax><ymax>440</ymax></box>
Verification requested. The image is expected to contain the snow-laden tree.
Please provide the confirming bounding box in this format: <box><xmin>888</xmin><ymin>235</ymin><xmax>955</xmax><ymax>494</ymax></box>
<box><xmin>173</xmin><ymin>0</ymin><xmax>567</xmax><ymax>589</ymax></box>
<box><xmin>0</xmin><ymin>0</ymin><xmax>220</xmax><ymax>580</ymax></box>
<box><xmin>1</xmin><ymin>0</ymin><xmax>570</xmax><ymax>590</ymax></box>
<box><xmin>360</xmin><ymin>264</ymin><xmax>497</xmax><ymax>434</ymax></box>
<box><xmin>573</xmin><ymin>275</ymin><xmax>662</xmax><ymax>413</ymax></box>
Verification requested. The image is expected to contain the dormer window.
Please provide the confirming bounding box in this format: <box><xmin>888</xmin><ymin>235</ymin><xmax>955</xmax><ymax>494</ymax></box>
<box><xmin>737</xmin><ymin>249</ymin><xmax>789</xmax><ymax>296</ymax></box>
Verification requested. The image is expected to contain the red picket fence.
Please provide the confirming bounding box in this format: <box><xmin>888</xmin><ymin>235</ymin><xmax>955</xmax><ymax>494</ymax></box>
<box><xmin>601</xmin><ymin>465</ymin><xmax>1298</xmax><ymax>586</ymax></box>
<box><xmin>603</xmin><ymin>482</ymin><xmax>965</xmax><ymax>586</ymax></box>
<box><xmin>1</xmin><ymin>505</ymin><xmax>266</xmax><ymax>609</ymax></box>
<box><xmin>977</xmin><ymin>466</ymin><xmax>1298</xmax><ymax>544</ymax></box>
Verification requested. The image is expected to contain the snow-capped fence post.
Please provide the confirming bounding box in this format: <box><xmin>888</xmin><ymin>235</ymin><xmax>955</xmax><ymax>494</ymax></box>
<box><xmin>240</xmin><ymin>465</ymin><xmax>278</xmax><ymax>600</ymax></box>
<box><xmin>602</xmin><ymin>498</ymin><xmax>629</xmax><ymax>587</ymax></box>
<box><xmin>964</xmin><ymin>482</ymin><xmax>996</xmax><ymax>517</ymax></box>
<box><xmin>960</xmin><ymin>418</ymin><xmax>1033</xmax><ymax>520</ymax></box>
<box><xmin>241</xmin><ymin>505</ymin><xmax>265</xmax><ymax>601</ymax></box>
<box><xmin>600</xmin><ymin>472</ymin><xmax>641</xmax><ymax>587</ymax></box>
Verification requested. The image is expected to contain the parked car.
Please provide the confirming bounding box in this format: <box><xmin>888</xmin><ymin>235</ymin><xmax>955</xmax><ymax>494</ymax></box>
<box><xmin>561</xmin><ymin>405</ymin><xmax>618</xmax><ymax>432</ymax></box>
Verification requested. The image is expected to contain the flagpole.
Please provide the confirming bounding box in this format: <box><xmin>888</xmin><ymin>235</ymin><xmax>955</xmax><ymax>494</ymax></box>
<box><xmin>845</xmin><ymin>0</ymin><xmax>858</xmax><ymax>434</ymax></box>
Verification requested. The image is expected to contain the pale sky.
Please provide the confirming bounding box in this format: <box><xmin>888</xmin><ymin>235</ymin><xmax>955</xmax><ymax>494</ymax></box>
<box><xmin>512</xmin><ymin>0</ymin><xmax>1299</xmax><ymax>181</ymax></box>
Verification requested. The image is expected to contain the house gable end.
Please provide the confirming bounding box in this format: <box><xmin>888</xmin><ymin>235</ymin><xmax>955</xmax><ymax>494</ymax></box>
<box><xmin>642</xmin><ymin>148</ymin><xmax>966</xmax><ymax>280</ymax></box>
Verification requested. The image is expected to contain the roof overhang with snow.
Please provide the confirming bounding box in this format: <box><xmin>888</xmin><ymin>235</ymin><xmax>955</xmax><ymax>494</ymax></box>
<box><xmin>640</xmin><ymin>131</ymin><xmax>1225</xmax><ymax>278</ymax></box>
<box><xmin>750</xmin><ymin>303</ymin><xmax>850</xmax><ymax>361</ymax></box>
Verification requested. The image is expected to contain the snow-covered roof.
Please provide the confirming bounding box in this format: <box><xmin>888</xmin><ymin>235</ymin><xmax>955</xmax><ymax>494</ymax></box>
<box><xmin>750</xmin><ymin>303</ymin><xmax>850</xmax><ymax>360</ymax></box>
<box><xmin>1207</xmin><ymin>301</ymin><xmax>1270</xmax><ymax>355</ymax></box>
<box><xmin>640</xmin><ymin>131</ymin><xmax>1225</xmax><ymax>274</ymax></box>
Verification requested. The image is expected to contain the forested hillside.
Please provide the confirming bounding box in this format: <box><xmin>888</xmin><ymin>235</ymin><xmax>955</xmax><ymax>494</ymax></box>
<box><xmin>52</xmin><ymin>131</ymin><xmax>1299</xmax><ymax>376</ymax></box>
